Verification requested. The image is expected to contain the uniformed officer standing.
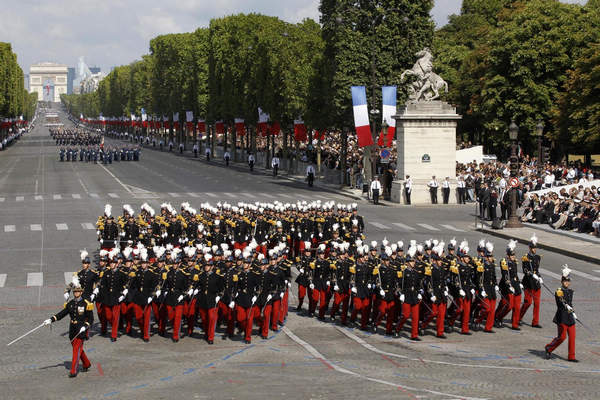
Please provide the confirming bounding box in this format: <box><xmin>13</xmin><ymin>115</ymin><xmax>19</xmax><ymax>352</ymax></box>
<box><xmin>370</xmin><ymin>176</ymin><xmax>382</xmax><ymax>205</ymax></box>
<box><xmin>404</xmin><ymin>175</ymin><xmax>412</xmax><ymax>205</ymax></box>
<box><xmin>428</xmin><ymin>176</ymin><xmax>439</xmax><ymax>204</ymax></box>
<box><xmin>545</xmin><ymin>266</ymin><xmax>578</xmax><ymax>362</ymax></box>
<box><xmin>44</xmin><ymin>285</ymin><xmax>94</xmax><ymax>377</ymax></box>
<box><xmin>442</xmin><ymin>177</ymin><xmax>451</xmax><ymax>204</ymax></box>
<box><xmin>272</xmin><ymin>156</ymin><xmax>280</xmax><ymax>176</ymax></box>
<box><xmin>248</xmin><ymin>152</ymin><xmax>255</xmax><ymax>171</ymax></box>
<box><xmin>306</xmin><ymin>164</ymin><xmax>315</xmax><ymax>187</ymax></box>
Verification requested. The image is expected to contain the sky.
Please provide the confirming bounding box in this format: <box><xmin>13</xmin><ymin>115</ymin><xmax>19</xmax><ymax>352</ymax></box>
<box><xmin>1</xmin><ymin>0</ymin><xmax>587</xmax><ymax>76</ymax></box>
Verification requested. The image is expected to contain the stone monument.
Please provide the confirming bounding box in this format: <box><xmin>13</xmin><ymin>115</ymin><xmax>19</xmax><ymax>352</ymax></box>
<box><xmin>390</xmin><ymin>48</ymin><xmax>461</xmax><ymax>204</ymax></box>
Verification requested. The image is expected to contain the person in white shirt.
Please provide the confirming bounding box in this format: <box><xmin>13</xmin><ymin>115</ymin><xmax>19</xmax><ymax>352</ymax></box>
<box><xmin>306</xmin><ymin>164</ymin><xmax>315</xmax><ymax>187</ymax></box>
<box><xmin>404</xmin><ymin>175</ymin><xmax>412</xmax><ymax>205</ymax></box>
<box><xmin>587</xmin><ymin>171</ymin><xmax>594</xmax><ymax>181</ymax></box>
<box><xmin>168</xmin><ymin>140</ymin><xmax>173</xmax><ymax>152</ymax></box>
<box><xmin>370</xmin><ymin>176</ymin><xmax>382</xmax><ymax>205</ymax></box>
<box><xmin>223</xmin><ymin>150</ymin><xmax>230</xmax><ymax>166</ymax></box>
<box><xmin>567</xmin><ymin>168</ymin><xmax>576</xmax><ymax>183</ymax></box>
<box><xmin>456</xmin><ymin>176</ymin><xmax>466</xmax><ymax>204</ymax></box>
<box><xmin>192</xmin><ymin>142</ymin><xmax>199</xmax><ymax>158</ymax></box>
<box><xmin>248</xmin><ymin>153</ymin><xmax>255</xmax><ymax>171</ymax></box>
<box><xmin>179</xmin><ymin>142</ymin><xmax>184</xmax><ymax>154</ymax></box>
<box><xmin>442</xmin><ymin>177</ymin><xmax>451</xmax><ymax>204</ymax></box>
<box><xmin>544</xmin><ymin>171</ymin><xmax>554</xmax><ymax>188</ymax></box>
<box><xmin>205</xmin><ymin>146</ymin><xmax>211</xmax><ymax>161</ymax></box>
<box><xmin>271</xmin><ymin>156</ymin><xmax>280</xmax><ymax>176</ymax></box>
<box><xmin>428</xmin><ymin>176</ymin><xmax>439</xmax><ymax>204</ymax></box>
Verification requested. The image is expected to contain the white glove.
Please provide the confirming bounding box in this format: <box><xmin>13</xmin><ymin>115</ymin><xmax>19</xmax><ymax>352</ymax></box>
<box><xmin>470</xmin><ymin>288</ymin><xmax>475</xmax><ymax>295</ymax></box>
<box><xmin>533</xmin><ymin>274</ymin><xmax>539</xmax><ymax>281</ymax></box>
<box><xmin>367</xmin><ymin>283</ymin><xmax>372</xmax><ymax>289</ymax></box>
<box><xmin>43</xmin><ymin>319</ymin><xmax>52</xmax><ymax>326</ymax></box>
<box><xmin>309</xmin><ymin>283</ymin><xmax>314</xmax><ymax>290</ymax></box>
<box><xmin>310</xmin><ymin>234</ymin><xmax>314</xmax><ymax>239</ymax></box>
<box><xmin>298</xmin><ymin>233</ymin><xmax>301</xmax><ymax>238</ymax></box>
<box><xmin>93</xmin><ymin>287</ymin><xmax>99</xmax><ymax>295</ymax></box>
<box><xmin>299</xmin><ymin>268</ymin><xmax>304</xmax><ymax>274</ymax></box>
<box><xmin>79</xmin><ymin>326</ymin><xmax>87</xmax><ymax>334</ymax></box>
<box><xmin>539</xmin><ymin>278</ymin><xmax>543</xmax><ymax>285</ymax></box>
<box><xmin>431</xmin><ymin>295</ymin><xmax>437</xmax><ymax>302</ymax></box>
<box><xmin>96</xmin><ymin>230</ymin><xmax>100</xmax><ymax>235</ymax></box>
<box><xmin>118</xmin><ymin>295</ymin><xmax>125</xmax><ymax>302</ymax></box>
<box><xmin>90</xmin><ymin>294</ymin><xmax>96</xmax><ymax>301</ymax></box>
<box><xmin>399</xmin><ymin>294</ymin><xmax>405</xmax><ymax>302</ymax></box>
<box><xmin>266</xmin><ymin>294</ymin><xmax>272</xmax><ymax>302</ymax></box>
<box><xmin>417</xmin><ymin>293</ymin><xmax>422</xmax><ymax>300</ymax></box>
<box><xmin>147</xmin><ymin>297</ymin><xmax>153</xmax><ymax>304</ymax></box>
<box><xmin>459</xmin><ymin>289</ymin><xmax>466</xmax><ymax>297</ymax></box>
<box><xmin>351</xmin><ymin>287</ymin><xmax>357</xmax><ymax>294</ymax></box>
<box><xmin>494</xmin><ymin>285</ymin><xmax>499</xmax><ymax>293</ymax></box>
<box><xmin>280</xmin><ymin>292</ymin><xmax>284</xmax><ymax>298</ymax></box>
<box><xmin>326</xmin><ymin>281</ymin><xmax>330</xmax><ymax>286</ymax></box>
<box><xmin>122</xmin><ymin>289</ymin><xmax>128</xmax><ymax>296</ymax></box>
<box><xmin>100</xmin><ymin>239</ymin><xmax>104</xmax><ymax>244</ymax></box>
<box><xmin>229</xmin><ymin>301</ymin><xmax>235</xmax><ymax>309</ymax></box>
<box><xmin>64</xmin><ymin>292</ymin><xmax>70</xmax><ymax>300</ymax></box>
<box><xmin>509</xmin><ymin>286</ymin><xmax>515</xmax><ymax>293</ymax></box>
<box><xmin>319</xmin><ymin>233</ymin><xmax>323</xmax><ymax>238</ymax></box>
<box><xmin>251</xmin><ymin>295</ymin><xmax>257</xmax><ymax>304</ymax></box>
<box><xmin>573</xmin><ymin>313</ymin><xmax>578</xmax><ymax>320</ymax></box>
<box><xmin>120</xmin><ymin>231</ymin><xmax>125</xmax><ymax>237</ymax></box>
<box><xmin>215</xmin><ymin>296</ymin><xmax>221</xmax><ymax>303</ymax></box>
<box><xmin>566</xmin><ymin>305</ymin><xmax>573</xmax><ymax>312</ymax></box>
<box><xmin>519</xmin><ymin>283</ymin><xmax>524</xmax><ymax>290</ymax></box>
<box><xmin>156</xmin><ymin>290</ymin><xmax>161</xmax><ymax>297</ymax></box>
<box><xmin>443</xmin><ymin>290</ymin><xmax>448</xmax><ymax>297</ymax></box>
<box><xmin>334</xmin><ymin>285</ymin><xmax>340</xmax><ymax>292</ymax></box>
<box><xmin>193</xmin><ymin>289</ymin><xmax>199</xmax><ymax>296</ymax></box>
<box><xmin>287</xmin><ymin>282</ymin><xmax>291</xmax><ymax>288</ymax></box>
<box><xmin>187</xmin><ymin>289</ymin><xmax>193</xmax><ymax>297</ymax></box>
<box><xmin>380</xmin><ymin>289</ymin><xmax>385</xmax><ymax>297</ymax></box>
<box><xmin>177</xmin><ymin>295</ymin><xmax>184</xmax><ymax>302</ymax></box>
<box><xmin>481</xmin><ymin>290</ymin><xmax>487</xmax><ymax>298</ymax></box>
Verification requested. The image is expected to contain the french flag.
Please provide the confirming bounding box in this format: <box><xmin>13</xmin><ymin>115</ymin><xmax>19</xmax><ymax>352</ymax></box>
<box><xmin>351</xmin><ymin>86</ymin><xmax>373</xmax><ymax>147</ymax></box>
<box><xmin>258</xmin><ymin>108</ymin><xmax>270</xmax><ymax>136</ymax></box>
<box><xmin>379</xmin><ymin>86</ymin><xmax>396</xmax><ymax>147</ymax></box>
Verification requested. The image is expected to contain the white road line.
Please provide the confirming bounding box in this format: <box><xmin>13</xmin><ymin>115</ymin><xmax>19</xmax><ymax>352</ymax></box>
<box><xmin>0</xmin><ymin>197</ymin><xmax>4</xmax><ymax>202</ymax></box>
<box><xmin>56</xmin><ymin>223</ymin><xmax>68</xmax><ymax>230</ymax></box>
<box><xmin>81</xmin><ymin>222</ymin><xmax>95</xmax><ymax>230</ymax></box>
<box><xmin>0</xmin><ymin>274</ymin><xmax>6</xmax><ymax>288</ymax></box>
<box><xmin>283</xmin><ymin>327</ymin><xmax>480</xmax><ymax>400</ymax></box>
<box><xmin>89</xmin><ymin>193</ymin><xmax>99</xmax><ymax>198</ymax></box>
<box><xmin>241</xmin><ymin>192</ymin><xmax>257</xmax><ymax>199</ymax></box>
<box><xmin>30</xmin><ymin>224</ymin><xmax>42</xmax><ymax>231</ymax></box>
<box><xmin>72</xmin><ymin>194</ymin><xmax>81</xmax><ymax>199</ymax></box>
<box><xmin>4</xmin><ymin>225</ymin><xmax>15</xmax><ymax>232</ymax></box>
<box><xmin>370</xmin><ymin>222</ymin><xmax>390</xmax><ymax>230</ymax></box>
<box><xmin>539</xmin><ymin>268</ymin><xmax>562</xmax><ymax>280</ymax></box>
<box><xmin>27</xmin><ymin>272</ymin><xmax>43</xmax><ymax>287</ymax></box>
<box><xmin>35</xmin><ymin>195</ymin><xmax>43</xmax><ymax>200</ymax></box>
<box><xmin>186</xmin><ymin>192</ymin><xmax>200</xmax><ymax>198</ymax></box>
<box><xmin>278</xmin><ymin>193</ymin><xmax>294</xmax><ymax>199</ymax></box>
<box><xmin>391</xmin><ymin>222</ymin><xmax>415</xmax><ymax>231</ymax></box>
<box><xmin>53</xmin><ymin>194</ymin><xmax>62</xmax><ymax>200</ymax></box>
<box><xmin>108</xmin><ymin>193</ymin><xmax>119</xmax><ymax>198</ymax></box>
<box><xmin>16</xmin><ymin>196</ymin><xmax>24</xmax><ymax>202</ymax></box>
<box><xmin>569</xmin><ymin>268</ymin><xmax>600</xmax><ymax>282</ymax></box>
<box><xmin>64</xmin><ymin>272</ymin><xmax>74</xmax><ymax>285</ymax></box>
<box><xmin>206</xmin><ymin>193</ymin><xmax>218</xmax><ymax>198</ymax></box>
<box><xmin>594</xmin><ymin>270</ymin><xmax>600</xmax><ymax>274</ymax></box>
<box><xmin>417</xmin><ymin>223</ymin><xmax>440</xmax><ymax>231</ymax></box>
<box><xmin>440</xmin><ymin>224</ymin><xmax>464</xmax><ymax>232</ymax></box>
<box><xmin>223</xmin><ymin>192</ymin><xmax>237</xmax><ymax>198</ymax></box>
<box><xmin>99</xmin><ymin>163</ymin><xmax>133</xmax><ymax>194</ymax></box>
<box><xmin>168</xmin><ymin>192</ymin><xmax>180</xmax><ymax>198</ymax></box>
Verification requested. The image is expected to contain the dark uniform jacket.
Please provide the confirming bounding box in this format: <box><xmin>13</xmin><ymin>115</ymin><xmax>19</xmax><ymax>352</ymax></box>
<box><xmin>376</xmin><ymin>263</ymin><xmax>398</xmax><ymax>302</ymax></box>
<box><xmin>99</xmin><ymin>268</ymin><xmax>128</xmax><ymax>306</ymax></box>
<box><xmin>312</xmin><ymin>258</ymin><xmax>331</xmax><ymax>291</ymax></box>
<box><xmin>102</xmin><ymin>222</ymin><xmax>119</xmax><ymax>248</ymax></box>
<box><xmin>130</xmin><ymin>268</ymin><xmax>159</xmax><ymax>306</ymax></box>
<box><xmin>76</xmin><ymin>268</ymin><xmax>99</xmax><ymax>300</ymax></box>
<box><xmin>400</xmin><ymin>266</ymin><xmax>421</xmax><ymax>305</ymax></box>
<box><xmin>235</xmin><ymin>269</ymin><xmax>260</xmax><ymax>308</ymax></box>
<box><xmin>553</xmin><ymin>286</ymin><xmax>575</xmax><ymax>326</ymax></box>
<box><xmin>51</xmin><ymin>297</ymin><xmax>94</xmax><ymax>340</ymax></box>
<box><xmin>162</xmin><ymin>268</ymin><xmax>190</xmax><ymax>306</ymax></box>
<box><xmin>351</xmin><ymin>262</ymin><xmax>372</xmax><ymax>299</ymax></box>
<box><xmin>331</xmin><ymin>258</ymin><xmax>352</xmax><ymax>293</ymax></box>
<box><xmin>424</xmin><ymin>263</ymin><xmax>446</xmax><ymax>303</ymax></box>
<box><xmin>197</xmin><ymin>270</ymin><xmax>224</xmax><ymax>309</ymax></box>
<box><xmin>295</xmin><ymin>256</ymin><xmax>311</xmax><ymax>287</ymax></box>
<box><xmin>499</xmin><ymin>258</ymin><xmax>521</xmax><ymax>296</ymax></box>
<box><xmin>522</xmin><ymin>252</ymin><xmax>541</xmax><ymax>290</ymax></box>
<box><xmin>477</xmin><ymin>259</ymin><xmax>497</xmax><ymax>301</ymax></box>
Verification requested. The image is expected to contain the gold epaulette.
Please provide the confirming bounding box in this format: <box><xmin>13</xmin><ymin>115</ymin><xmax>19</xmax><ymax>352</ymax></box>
<box><xmin>84</xmin><ymin>300</ymin><xmax>94</xmax><ymax>311</ymax></box>
<box><xmin>129</xmin><ymin>271</ymin><xmax>135</xmax><ymax>277</ymax></box>
<box><xmin>450</xmin><ymin>265</ymin><xmax>459</xmax><ymax>274</ymax></box>
<box><xmin>63</xmin><ymin>302</ymin><xmax>68</xmax><ymax>308</ymax></box>
<box><xmin>372</xmin><ymin>268</ymin><xmax>379</xmax><ymax>275</ymax></box>
<box><xmin>349</xmin><ymin>266</ymin><xmax>356</xmax><ymax>274</ymax></box>
<box><xmin>397</xmin><ymin>270</ymin><xmax>403</xmax><ymax>278</ymax></box>
<box><xmin>233</xmin><ymin>274</ymin><xmax>238</xmax><ymax>282</ymax></box>
<box><xmin>501</xmin><ymin>259</ymin><xmax>508</xmax><ymax>271</ymax></box>
<box><xmin>556</xmin><ymin>288</ymin><xmax>564</xmax><ymax>297</ymax></box>
<box><xmin>309</xmin><ymin>262</ymin><xmax>315</xmax><ymax>270</ymax></box>
<box><xmin>477</xmin><ymin>264</ymin><xmax>484</xmax><ymax>273</ymax></box>
<box><xmin>425</xmin><ymin>266</ymin><xmax>432</xmax><ymax>276</ymax></box>
<box><xmin>162</xmin><ymin>272</ymin><xmax>167</xmax><ymax>280</ymax></box>
<box><xmin>330</xmin><ymin>263</ymin><xmax>337</xmax><ymax>270</ymax></box>
<box><xmin>193</xmin><ymin>274</ymin><xmax>199</xmax><ymax>281</ymax></box>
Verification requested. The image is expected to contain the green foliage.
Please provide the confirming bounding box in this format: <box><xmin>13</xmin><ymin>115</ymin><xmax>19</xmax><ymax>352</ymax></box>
<box><xmin>0</xmin><ymin>42</ymin><xmax>31</xmax><ymax>121</ymax></box>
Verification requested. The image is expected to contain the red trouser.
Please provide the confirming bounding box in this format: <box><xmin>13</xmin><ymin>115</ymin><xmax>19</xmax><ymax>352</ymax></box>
<box><xmin>279</xmin><ymin>289</ymin><xmax>289</xmax><ymax>324</ymax></box>
<box><xmin>448</xmin><ymin>298</ymin><xmax>471</xmax><ymax>333</ymax></box>
<box><xmin>234</xmin><ymin>242</ymin><xmax>247</xmax><ymax>250</ymax></box>
<box><xmin>132</xmin><ymin>303</ymin><xmax>152</xmax><ymax>340</ymax></box>
<box><xmin>374</xmin><ymin>300</ymin><xmax>396</xmax><ymax>334</ymax></box>
<box><xmin>475</xmin><ymin>298</ymin><xmax>496</xmax><ymax>331</ymax></box>
<box><xmin>297</xmin><ymin>285</ymin><xmax>307</xmax><ymax>308</ymax></box>
<box><xmin>166</xmin><ymin>304</ymin><xmax>184</xmax><ymax>340</ymax></box>
<box><xmin>546</xmin><ymin>323</ymin><xmax>576</xmax><ymax>360</ymax></box>
<box><xmin>271</xmin><ymin>298</ymin><xmax>281</xmax><ymax>330</ymax></box>
<box><xmin>350</xmin><ymin>297</ymin><xmax>371</xmax><ymax>329</ymax></box>
<box><xmin>261</xmin><ymin>303</ymin><xmax>273</xmax><ymax>337</ymax></box>
<box><xmin>71</xmin><ymin>337</ymin><xmax>91</xmax><ymax>374</ymax></box>
<box><xmin>152</xmin><ymin>302</ymin><xmax>163</xmax><ymax>332</ymax></box>
<box><xmin>120</xmin><ymin>302</ymin><xmax>130</xmax><ymax>331</ymax></box>
<box><xmin>96</xmin><ymin>302</ymin><xmax>106</xmax><ymax>333</ymax></box>
<box><xmin>218</xmin><ymin>301</ymin><xmax>235</xmax><ymax>335</ymax></box>
<box><xmin>520</xmin><ymin>288</ymin><xmax>541</xmax><ymax>326</ymax></box>
<box><xmin>421</xmin><ymin>302</ymin><xmax>447</xmax><ymax>336</ymax></box>
<box><xmin>396</xmin><ymin>303</ymin><xmax>420</xmax><ymax>338</ymax></box>
<box><xmin>235</xmin><ymin>305</ymin><xmax>257</xmax><ymax>342</ymax></box>
<box><xmin>185</xmin><ymin>298</ymin><xmax>198</xmax><ymax>335</ymax></box>
<box><xmin>496</xmin><ymin>293</ymin><xmax>521</xmax><ymax>328</ymax></box>
<box><xmin>198</xmin><ymin>307</ymin><xmax>218</xmax><ymax>341</ymax></box>
<box><xmin>123</xmin><ymin>303</ymin><xmax>135</xmax><ymax>333</ymax></box>
<box><xmin>102</xmin><ymin>305</ymin><xmax>121</xmax><ymax>339</ymax></box>
<box><xmin>311</xmin><ymin>289</ymin><xmax>328</xmax><ymax>318</ymax></box>
<box><xmin>330</xmin><ymin>291</ymin><xmax>350</xmax><ymax>324</ymax></box>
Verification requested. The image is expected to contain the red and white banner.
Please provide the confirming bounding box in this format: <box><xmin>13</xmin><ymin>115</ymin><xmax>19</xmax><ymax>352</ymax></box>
<box><xmin>258</xmin><ymin>107</ymin><xmax>269</xmax><ymax>136</ymax></box>
<box><xmin>197</xmin><ymin>119</ymin><xmax>206</xmax><ymax>134</ymax></box>
<box><xmin>351</xmin><ymin>86</ymin><xmax>373</xmax><ymax>147</ymax></box>
<box><xmin>215</xmin><ymin>120</ymin><xmax>224</xmax><ymax>135</ymax></box>
<box><xmin>270</xmin><ymin>121</ymin><xmax>280</xmax><ymax>136</ymax></box>
<box><xmin>234</xmin><ymin>118</ymin><xmax>246</xmax><ymax>136</ymax></box>
<box><xmin>378</xmin><ymin>86</ymin><xmax>396</xmax><ymax>147</ymax></box>
<box><xmin>294</xmin><ymin>119</ymin><xmax>307</xmax><ymax>142</ymax></box>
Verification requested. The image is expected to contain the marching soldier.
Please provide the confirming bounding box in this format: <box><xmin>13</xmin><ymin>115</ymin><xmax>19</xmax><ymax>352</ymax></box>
<box><xmin>235</xmin><ymin>255</ymin><xmax>260</xmax><ymax>344</ymax></box>
<box><xmin>295</xmin><ymin>242</ymin><xmax>312</xmax><ymax>312</ymax></box>
<box><xmin>98</xmin><ymin>250</ymin><xmax>128</xmax><ymax>341</ymax></box>
<box><xmin>161</xmin><ymin>250</ymin><xmax>190</xmax><ymax>342</ymax></box>
<box><xmin>495</xmin><ymin>239</ymin><xmax>523</xmax><ymax>330</ymax></box>
<box><xmin>372</xmin><ymin>247</ymin><xmax>397</xmax><ymax>335</ymax></box>
<box><xmin>349</xmin><ymin>245</ymin><xmax>372</xmax><ymax>330</ymax></box>
<box><xmin>129</xmin><ymin>250</ymin><xmax>159</xmax><ymax>342</ymax></box>
<box><xmin>217</xmin><ymin>250</ymin><xmax>239</xmax><ymax>339</ymax></box>
<box><xmin>196</xmin><ymin>254</ymin><xmax>224</xmax><ymax>344</ymax></box>
<box><xmin>545</xmin><ymin>266</ymin><xmax>578</xmax><ymax>362</ymax></box>
<box><xmin>395</xmin><ymin>246</ymin><xmax>422</xmax><ymax>340</ymax></box>
<box><xmin>310</xmin><ymin>244</ymin><xmax>331</xmax><ymax>320</ymax></box>
<box><xmin>421</xmin><ymin>243</ymin><xmax>448</xmax><ymax>338</ymax></box>
<box><xmin>521</xmin><ymin>234</ymin><xmax>543</xmax><ymax>328</ymax></box>
<box><xmin>65</xmin><ymin>250</ymin><xmax>99</xmax><ymax>302</ymax></box>
<box><xmin>329</xmin><ymin>242</ymin><xmax>351</xmax><ymax>325</ymax></box>
<box><xmin>474</xmin><ymin>242</ymin><xmax>498</xmax><ymax>333</ymax></box>
<box><xmin>446</xmin><ymin>241</ymin><xmax>475</xmax><ymax>335</ymax></box>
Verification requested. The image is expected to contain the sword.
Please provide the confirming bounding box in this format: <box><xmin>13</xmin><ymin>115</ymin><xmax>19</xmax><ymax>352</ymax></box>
<box><xmin>7</xmin><ymin>322</ymin><xmax>46</xmax><ymax>346</ymax></box>
<box><xmin>574</xmin><ymin>316</ymin><xmax>594</xmax><ymax>334</ymax></box>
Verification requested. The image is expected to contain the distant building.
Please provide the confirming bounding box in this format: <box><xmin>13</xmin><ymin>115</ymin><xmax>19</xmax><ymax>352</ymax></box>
<box><xmin>24</xmin><ymin>74</ymin><xmax>29</xmax><ymax>91</ymax></box>
<box><xmin>89</xmin><ymin>66</ymin><xmax>101</xmax><ymax>74</ymax></box>
<box><xmin>29</xmin><ymin>62</ymin><xmax>68</xmax><ymax>102</ymax></box>
<box><xmin>67</xmin><ymin>67</ymin><xmax>75</xmax><ymax>94</ymax></box>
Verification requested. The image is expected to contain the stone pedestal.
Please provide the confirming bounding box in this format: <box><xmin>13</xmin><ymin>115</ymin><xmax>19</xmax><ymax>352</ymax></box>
<box><xmin>391</xmin><ymin>101</ymin><xmax>461</xmax><ymax>205</ymax></box>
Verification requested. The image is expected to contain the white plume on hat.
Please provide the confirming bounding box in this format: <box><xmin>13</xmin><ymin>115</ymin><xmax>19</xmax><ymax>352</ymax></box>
<box><xmin>99</xmin><ymin>249</ymin><xmax>108</xmax><ymax>257</ymax></box>
<box><xmin>352</xmin><ymin>219</ymin><xmax>358</xmax><ymax>226</ymax></box>
<box><xmin>530</xmin><ymin>234</ymin><xmax>538</xmax><ymax>246</ymax></box>
<box><xmin>397</xmin><ymin>241</ymin><xmax>403</xmax><ymax>250</ymax></box>
<box><xmin>304</xmin><ymin>241</ymin><xmax>311</xmax><ymax>250</ymax></box>
<box><xmin>71</xmin><ymin>274</ymin><xmax>80</xmax><ymax>287</ymax></box>
<box><xmin>436</xmin><ymin>242</ymin><xmax>445</xmax><ymax>257</ymax></box>
<box><xmin>407</xmin><ymin>246</ymin><xmax>417</xmax><ymax>258</ymax></box>
<box><xmin>391</xmin><ymin>243</ymin><xmax>398</xmax><ymax>252</ymax></box>
<box><xmin>385</xmin><ymin>247</ymin><xmax>393</xmax><ymax>257</ymax></box>
<box><xmin>104</xmin><ymin>204</ymin><xmax>112</xmax><ymax>217</ymax></box>
<box><xmin>332</xmin><ymin>223</ymin><xmax>339</xmax><ymax>231</ymax></box>
<box><xmin>417</xmin><ymin>244</ymin><xmax>424</xmax><ymax>254</ymax></box>
<box><xmin>507</xmin><ymin>239</ymin><xmax>517</xmax><ymax>252</ymax></box>
<box><xmin>234</xmin><ymin>249</ymin><xmax>242</xmax><ymax>257</ymax></box>
<box><xmin>478</xmin><ymin>239</ymin><xmax>485</xmax><ymax>250</ymax></box>
<box><xmin>220</xmin><ymin>243</ymin><xmax>229</xmax><ymax>251</ymax></box>
<box><xmin>319</xmin><ymin>243</ymin><xmax>326</xmax><ymax>252</ymax></box>
<box><xmin>370</xmin><ymin>240</ymin><xmax>377</xmax><ymax>249</ymax></box>
<box><xmin>80</xmin><ymin>249</ymin><xmax>88</xmax><ymax>261</ymax></box>
<box><xmin>204</xmin><ymin>253</ymin><xmax>212</xmax><ymax>262</ymax></box>
<box><xmin>450</xmin><ymin>238</ymin><xmax>457</xmax><ymax>248</ymax></box>
<box><xmin>382</xmin><ymin>237</ymin><xmax>389</xmax><ymax>247</ymax></box>
<box><xmin>140</xmin><ymin>249</ymin><xmax>148</xmax><ymax>261</ymax></box>
<box><xmin>485</xmin><ymin>241</ymin><xmax>494</xmax><ymax>253</ymax></box>
<box><xmin>562</xmin><ymin>264</ymin><xmax>571</xmax><ymax>278</ymax></box>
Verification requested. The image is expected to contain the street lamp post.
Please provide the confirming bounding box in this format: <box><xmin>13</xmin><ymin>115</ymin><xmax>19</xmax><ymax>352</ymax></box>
<box><xmin>506</xmin><ymin>121</ymin><xmax>523</xmax><ymax>228</ymax></box>
<box><xmin>536</xmin><ymin>120</ymin><xmax>544</xmax><ymax>176</ymax></box>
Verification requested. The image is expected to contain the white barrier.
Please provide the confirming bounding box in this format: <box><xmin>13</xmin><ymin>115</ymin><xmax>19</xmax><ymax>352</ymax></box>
<box><xmin>526</xmin><ymin>179</ymin><xmax>600</xmax><ymax>197</ymax></box>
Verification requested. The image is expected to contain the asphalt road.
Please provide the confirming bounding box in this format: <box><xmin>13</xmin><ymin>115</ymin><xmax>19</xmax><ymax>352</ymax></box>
<box><xmin>1</xmin><ymin>103</ymin><xmax>599</xmax><ymax>400</ymax></box>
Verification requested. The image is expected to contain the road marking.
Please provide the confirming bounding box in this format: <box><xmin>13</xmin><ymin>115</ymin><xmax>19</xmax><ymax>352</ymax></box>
<box><xmin>0</xmin><ymin>197</ymin><xmax>4</xmax><ymax>202</ymax></box>
<box><xmin>27</xmin><ymin>272</ymin><xmax>43</xmax><ymax>287</ymax></box>
<box><xmin>35</xmin><ymin>195</ymin><xmax>43</xmax><ymax>200</ymax></box>
<box><xmin>206</xmin><ymin>193</ymin><xmax>218</xmax><ymax>198</ymax></box>
<box><xmin>224</xmin><ymin>192</ymin><xmax>237</xmax><ymax>198</ymax></box>
<box><xmin>441</xmin><ymin>224</ymin><xmax>464</xmax><ymax>232</ymax></box>
<box><xmin>569</xmin><ymin>269</ymin><xmax>600</xmax><ymax>282</ymax></box>
<box><xmin>186</xmin><ymin>192</ymin><xmax>200</xmax><ymax>198</ymax></box>
<box><xmin>81</xmin><ymin>223</ymin><xmax>95</xmax><ymax>230</ymax></box>
<box><xmin>89</xmin><ymin>193</ymin><xmax>99</xmax><ymax>198</ymax></box>
<box><xmin>16</xmin><ymin>196</ymin><xmax>24</xmax><ymax>202</ymax></box>
<box><xmin>370</xmin><ymin>222</ymin><xmax>390</xmax><ymax>230</ymax></box>
<box><xmin>30</xmin><ymin>224</ymin><xmax>42</xmax><ymax>231</ymax></box>
<box><xmin>4</xmin><ymin>225</ymin><xmax>15</xmax><ymax>232</ymax></box>
<box><xmin>53</xmin><ymin>194</ymin><xmax>62</xmax><ymax>200</ymax></box>
<box><xmin>108</xmin><ymin>193</ymin><xmax>119</xmax><ymax>198</ymax></box>
<box><xmin>56</xmin><ymin>223</ymin><xmax>68</xmax><ymax>230</ymax></box>
<box><xmin>594</xmin><ymin>270</ymin><xmax>600</xmax><ymax>274</ymax></box>
<box><xmin>392</xmin><ymin>222</ymin><xmax>415</xmax><ymax>231</ymax></box>
<box><xmin>539</xmin><ymin>268</ymin><xmax>562</xmax><ymax>280</ymax></box>
<box><xmin>168</xmin><ymin>192</ymin><xmax>180</xmax><ymax>198</ymax></box>
<box><xmin>278</xmin><ymin>193</ymin><xmax>294</xmax><ymax>199</ymax></box>
<box><xmin>0</xmin><ymin>274</ymin><xmax>6</xmax><ymax>288</ymax></box>
<box><xmin>100</xmin><ymin>163</ymin><xmax>132</xmax><ymax>194</ymax></box>
<box><xmin>241</xmin><ymin>192</ymin><xmax>257</xmax><ymax>199</ymax></box>
<box><xmin>72</xmin><ymin>194</ymin><xmax>81</xmax><ymax>199</ymax></box>
<box><xmin>417</xmin><ymin>223</ymin><xmax>440</xmax><ymax>231</ymax></box>
<box><xmin>64</xmin><ymin>272</ymin><xmax>74</xmax><ymax>285</ymax></box>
